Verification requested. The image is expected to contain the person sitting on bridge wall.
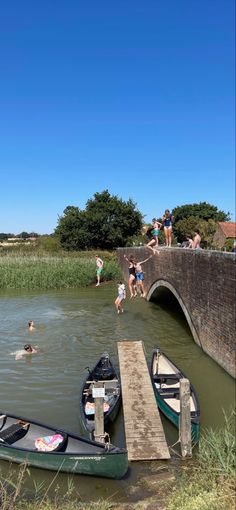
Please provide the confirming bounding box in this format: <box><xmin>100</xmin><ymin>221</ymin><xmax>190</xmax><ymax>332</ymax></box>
<box><xmin>192</xmin><ymin>229</ymin><xmax>202</xmax><ymax>249</ymax></box>
<box><xmin>182</xmin><ymin>235</ymin><xmax>194</xmax><ymax>248</ymax></box>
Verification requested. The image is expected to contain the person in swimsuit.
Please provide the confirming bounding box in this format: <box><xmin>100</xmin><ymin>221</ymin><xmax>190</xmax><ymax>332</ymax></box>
<box><xmin>146</xmin><ymin>218</ymin><xmax>162</xmax><ymax>253</ymax></box>
<box><xmin>15</xmin><ymin>344</ymin><xmax>38</xmax><ymax>360</ymax></box>
<box><xmin>28</xmin><ymin>320</ymin><xmax>35</xmax><ymax>331</ymax></box>
<box><xmin>123</xmin><ymin>254</ymin><xmax>137</xmax><ymax>298</ymax></box>
<box><xmin>115</xmin><ymin>282</ymin><xmax>126</xmax><ymax>313</ymax></box>
<box><xmin>162</xmin><ymin>209</ymin><xmax>174</xmax><ymax>247</ymax></box>
<box><xmin>95</xmin><ymin>255</ymin><xmax>104</xmax><ymax>286</ymax></box>
<box><xmin>192</xmin><ymin>229</ymin><xmax>201</xmax><ymax>249</ymax></box>
<box><xmin>182</xmin><ymin>235</ymin><xmax>194</xmax><ymax>248</ymax></box>
<box><xmin>134</xmin><ymin>255</ymin><xmax>152</xmax><ymax>297</ymax></box>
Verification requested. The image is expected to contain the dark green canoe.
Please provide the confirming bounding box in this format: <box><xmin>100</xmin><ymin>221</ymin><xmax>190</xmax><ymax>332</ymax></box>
<box><xmin>151</xmin><ymin>348</ymin><xmax>200</xmax><ymax>444</ymax></box>
<box><xmin>80</xmin><ymin>352</ymin><xmax>121</xmax><ymax>435</ymax></box>
<box><xmin>0</xmin><ymin>413</ymin><xmax>128</xmax><ymax>479</ymax></box>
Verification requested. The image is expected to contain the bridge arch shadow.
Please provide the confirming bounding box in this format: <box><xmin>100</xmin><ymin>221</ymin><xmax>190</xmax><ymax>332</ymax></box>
<box><xmin>146</xmin><ymin>279</ymin><xmax>201</xmax><ymax>348</ymax></box>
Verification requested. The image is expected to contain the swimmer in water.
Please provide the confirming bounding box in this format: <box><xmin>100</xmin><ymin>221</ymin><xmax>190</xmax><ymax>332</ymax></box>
<box><xmin>14</xmin><ymin>344</ymin><xmax>38</xmax><ymax>360</ymax></box>
<box><xmin>28</xmin><ymin>320</ymin><xmax>35</xmax><ymax>331</ymax></box>
<box><xmin>24</xmin><ymin>344</ymin><xmax>37</xmax><ymax>354</ymax></box>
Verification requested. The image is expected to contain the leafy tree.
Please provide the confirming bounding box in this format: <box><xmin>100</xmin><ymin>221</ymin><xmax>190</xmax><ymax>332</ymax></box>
<box><xmin>85</xmin><ymin>190</ymin><xmax>143</xmax><ymax>249</ymax></box>
<box><xmin>172</xmin><ymin>202</ymin><xmax>230</xmax><ymax>223</ymax></box>
<box><xmin>55</xmin><ymin>206</ymin><xmax>87</xmax><ymax>250</ymax></box>
<box><xmin>18</xmin><ymin>232</ymin><xmax>31</xmax><ymax>239</ymax></box>
<box><xmin>173</xmin><ymin>217</ymin><xmax>217</xmax><ymax>245</ymax></box>
<box><xmin>172</xmin><ymin>202</ymin><xmax>230</xmax><ymax>244</ymax></box>
<box><xmin>55</xmin><ymin>191</ymin><xmax>143</xmax><ymax>250</ymax></box>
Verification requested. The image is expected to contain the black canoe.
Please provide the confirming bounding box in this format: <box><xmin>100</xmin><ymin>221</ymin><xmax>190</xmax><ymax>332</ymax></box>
<box><xmin>151</xmin><ymin>348</ymin><xmax>200</xmax><ymax>444</ymax></box>
<box><xmin>0</xmin><ymin>412</ymin><xmax>128</xmax><ymax>478</ymax></box>
<box><xmin>80</xmin><ymin>352</ymin><xmax>121</xmax><ymax>435</ymax></box>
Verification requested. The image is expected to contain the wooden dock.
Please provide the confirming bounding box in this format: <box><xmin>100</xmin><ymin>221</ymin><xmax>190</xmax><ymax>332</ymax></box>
<box><xmin>117</xmin><ymin>341</ymin><xmax>170</xmax><ymax>461</ymax></box>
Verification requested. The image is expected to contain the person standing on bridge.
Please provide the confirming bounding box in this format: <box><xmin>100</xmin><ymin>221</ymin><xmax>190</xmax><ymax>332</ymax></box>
<box><xmin>162</xmin><ymin>209</ymin><xmax>174</xmax><ymax>247</ymax></box>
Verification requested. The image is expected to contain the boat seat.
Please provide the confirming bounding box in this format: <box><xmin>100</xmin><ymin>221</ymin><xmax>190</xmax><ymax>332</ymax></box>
<box><xmin>154</xmin><ymin>373</ymin><xmax>180</xmax><ymax>379</ymax></box>
<box><xmin>0</xmin><ymin>422</ymin><xmax>29</xmax><ymax>445</ymax></box>
<box><xmin>159</xmin><ymin>389</ymin><xmax>180</xmax><ymax>399</ymax></box>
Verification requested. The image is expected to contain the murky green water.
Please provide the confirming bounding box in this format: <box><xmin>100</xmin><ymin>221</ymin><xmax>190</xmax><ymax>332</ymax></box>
<box><xmin>0</xmin><ymin>284</ymin><xmax>234</xmax><ymax>502</ymax></box>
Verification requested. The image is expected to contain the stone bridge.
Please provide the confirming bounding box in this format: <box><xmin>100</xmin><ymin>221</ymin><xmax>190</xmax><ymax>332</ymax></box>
<box><xmin>117</xmin><ymin>247</ymin><xmax>236</xmax><ymax>378</ymax></box>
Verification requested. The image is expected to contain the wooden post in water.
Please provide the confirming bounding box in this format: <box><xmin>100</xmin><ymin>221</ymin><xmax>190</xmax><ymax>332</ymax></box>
<box><xmin>179</xmin><ymin>378</ymin><xmax>192</xmax><ymax>458</ymax></box>
<box><xmin>93</xmin><ymin>382</ymin><xmax>105</xmax><ymax>443</ymax></box>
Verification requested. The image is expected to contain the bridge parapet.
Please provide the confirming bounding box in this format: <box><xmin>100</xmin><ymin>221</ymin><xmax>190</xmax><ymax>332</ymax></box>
<box><xmin>117</xmin><ymin>247</ymin><xmax>236</xmax><ymax>378</ymax></box>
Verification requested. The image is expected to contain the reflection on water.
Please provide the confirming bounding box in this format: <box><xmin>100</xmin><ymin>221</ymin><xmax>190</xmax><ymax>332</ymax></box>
<box><xmin>0</xmin><ymin>285</ymin><xmax>234</xmax><ymax>502</ymax></box>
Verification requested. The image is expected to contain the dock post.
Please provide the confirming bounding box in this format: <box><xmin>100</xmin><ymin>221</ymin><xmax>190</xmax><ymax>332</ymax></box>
<box><xmin>179</xmin><ymin>378</ymin><xmax>192</xmax><ymax>458</ymax></box>
<box><xmin>93</xmin><ymin>382</ymin><xmax>105</xmax><ymax>443</ymax></box>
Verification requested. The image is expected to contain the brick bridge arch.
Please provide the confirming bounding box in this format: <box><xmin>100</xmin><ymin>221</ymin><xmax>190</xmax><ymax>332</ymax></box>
<box><xmin>117</xmin><ymin>247</ymin><xmax>235</xmax><ymax>378</ymax></box>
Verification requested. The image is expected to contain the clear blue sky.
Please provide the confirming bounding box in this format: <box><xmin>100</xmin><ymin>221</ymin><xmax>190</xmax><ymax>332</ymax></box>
<box><xmin>0</xmin><ymin>0</ymin><xmax>235</xmax><ymax>234</ymax></box>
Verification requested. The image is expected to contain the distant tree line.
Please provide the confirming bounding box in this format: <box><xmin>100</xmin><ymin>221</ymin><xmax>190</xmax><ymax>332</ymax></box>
<box><xmin>0</xmin><ymin>232</ymin><xmax>39</xmax><ymax>240</ymax></box>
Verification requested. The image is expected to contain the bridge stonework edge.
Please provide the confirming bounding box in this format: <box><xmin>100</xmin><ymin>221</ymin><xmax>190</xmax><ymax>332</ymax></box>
<box><xmin>117</xmin><ymin>247</ymin><xmax>236</xmax><ymax>379</ymax></box>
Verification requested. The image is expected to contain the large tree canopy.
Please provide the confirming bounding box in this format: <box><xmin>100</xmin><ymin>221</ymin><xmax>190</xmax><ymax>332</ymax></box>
<box><xmin>55</xmin><ymin>190</ymin><xmax>143</xmax><ymax>250</ymax></box>
<box><xmin>172</xmin><ymin>202</ymin><xmax>230</xmax><ymax>244</ymax></box>
<box><xmin>172</xmin><ymin>202</ymin><xmax>230</xmax><ymax>223</ymax></box>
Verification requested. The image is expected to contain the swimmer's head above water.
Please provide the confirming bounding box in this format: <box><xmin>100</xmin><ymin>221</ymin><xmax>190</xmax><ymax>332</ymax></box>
<box><xmin>24</xmin><ymin>344</ymin><xmax>33</xmax><ymax>353</ymax></box>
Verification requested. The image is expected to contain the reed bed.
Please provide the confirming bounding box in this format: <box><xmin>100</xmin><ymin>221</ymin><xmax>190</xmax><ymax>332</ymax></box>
<box><xmin>167</xmin><ymin>409</ymin><xmax>236</xmax><ymax>510</ymax></box>
<box><xmin>0</xmin><ymin>254</ymin><xmax>122</xmax><ymax>290</ymax></box>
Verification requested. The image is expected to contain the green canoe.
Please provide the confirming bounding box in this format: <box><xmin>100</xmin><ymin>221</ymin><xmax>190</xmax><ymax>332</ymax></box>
<box><xmin>0</xmin><ymin>413</ymin><xmax>128</xmax><ymax>479</ymax></box>
<box><xmin>151</xmin><ymin>348</ymin><xmax>200</xmax><ymax>444</ymax></box>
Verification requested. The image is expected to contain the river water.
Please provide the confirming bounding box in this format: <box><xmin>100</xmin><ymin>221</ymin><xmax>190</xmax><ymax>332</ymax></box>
<box><xmin>0</xmin><ymin>285</ymin><xmax>234</xmax><ymax>503</ymax></box>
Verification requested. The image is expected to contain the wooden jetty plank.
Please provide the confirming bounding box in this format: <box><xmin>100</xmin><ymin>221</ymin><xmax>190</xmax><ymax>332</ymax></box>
<box><xmin>118</xmin><ymin>341</ymin><xmax>170</xmax><ymax>461</ymax></box>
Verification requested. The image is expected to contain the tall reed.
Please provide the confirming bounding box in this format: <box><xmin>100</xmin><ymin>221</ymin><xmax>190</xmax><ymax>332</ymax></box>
<box><xmin>0</xmin><ymin>254</ymin><xmax>122</xmax><ymax>290</ymax></box>
<box><xmin>167</xmin><ymin>409</ymin><xmax>236</xmax><ymax>510</ymax></box>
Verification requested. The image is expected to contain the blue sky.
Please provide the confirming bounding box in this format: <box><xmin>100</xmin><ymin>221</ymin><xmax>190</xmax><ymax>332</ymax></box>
<box><xmin>0</xmin><ymin>0</ymin><xmax>235</xmax><ymax>234</ymax></box>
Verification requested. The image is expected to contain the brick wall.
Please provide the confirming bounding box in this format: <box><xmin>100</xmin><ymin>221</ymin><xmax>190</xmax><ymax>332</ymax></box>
<box><xmin>117</xmin><ymin>247</ymin><xmax>236</xmax><ymax>378</ymax></box>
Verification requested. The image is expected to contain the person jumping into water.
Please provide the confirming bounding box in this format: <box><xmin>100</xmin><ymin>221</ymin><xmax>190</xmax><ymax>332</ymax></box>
<box><xmin>115</xmin><ymin>282</ymin><xmax>126</xmax><ymax>314</ymax></box>
<box><xmin>146</xmin><ymin>218</ymin><xmax>162</xmax><ymax>254</ymax></box>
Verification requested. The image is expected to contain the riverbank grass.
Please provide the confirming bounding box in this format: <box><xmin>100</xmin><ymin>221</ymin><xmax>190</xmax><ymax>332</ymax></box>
<box><xmin>0</xmin><ymin>252</ymin><xmax>122</xmax><ymax>289</ymax></box>
<box><xmin>167</xmin><ymin>409</ymin><xmax>235</xmax><ymax>510</ymax></box>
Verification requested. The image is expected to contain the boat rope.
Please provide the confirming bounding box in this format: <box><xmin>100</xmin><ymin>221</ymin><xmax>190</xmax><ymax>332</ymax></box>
<box><xmin>169</xmin><ymin>435</ymin><xmax>198</xmax><ymax>456</ymax></box>
<box><xmin>95</xmin><ymin>432</ymin><xmax>110</xmax><ymax>448</ymax></box>
<box><xmin>170</xmin><ymin>437</ymin><xmax>181</xmax><ymax>449</ymax></box>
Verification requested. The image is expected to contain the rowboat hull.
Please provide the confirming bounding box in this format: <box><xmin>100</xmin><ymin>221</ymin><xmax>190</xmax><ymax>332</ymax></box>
<box><xmin>0</xmin><ymin>445</ymin><xmax>128</xmax><ymax>478</ymax></box>
<box><xmin>0</xmin><ymin>414</ymin><xmax>128</xmax><ymax>479</ymax></box>
<box><xmin>151</xmin><ymin>349</ymin><xmax>200</xmax><ymax>444</ymax></box>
